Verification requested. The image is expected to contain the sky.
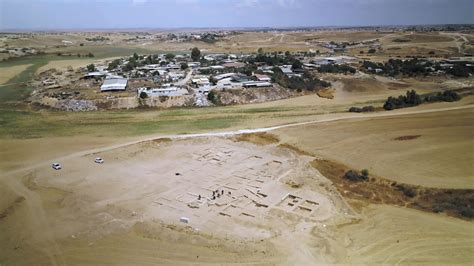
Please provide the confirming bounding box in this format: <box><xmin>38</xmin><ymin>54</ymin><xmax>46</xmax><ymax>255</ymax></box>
<box><xmin>0</xmin><ymin>0</ymin><xmax>473</xmax><ymax>30</ymax></box>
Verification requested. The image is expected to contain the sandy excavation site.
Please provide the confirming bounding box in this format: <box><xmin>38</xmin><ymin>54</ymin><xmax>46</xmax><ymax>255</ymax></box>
<box><xmin>2</xmin><ymin>137</ymin><xmax>359</xmax><ymax>264</ymax></box>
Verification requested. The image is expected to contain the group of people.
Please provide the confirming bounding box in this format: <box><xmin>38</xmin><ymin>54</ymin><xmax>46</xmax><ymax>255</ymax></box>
<box><xmin>197</xmin><ymin>189</ymin><xmax>231</xmax><ymax>201</ymax></box>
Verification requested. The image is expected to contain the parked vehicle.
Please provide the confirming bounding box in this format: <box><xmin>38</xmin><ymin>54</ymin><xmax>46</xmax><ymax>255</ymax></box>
<box><xmin>52</xmin><ymin>163</ymin><xmax>62</xmax><ymax>170</ymax></box>
<box><xmin>94</xmin><ymin>157</ymin><xmax>104</xmax><ymax>164</ymax></box>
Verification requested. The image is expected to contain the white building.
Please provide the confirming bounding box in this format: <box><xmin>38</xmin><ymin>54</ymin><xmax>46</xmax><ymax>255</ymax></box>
<box><xmin>280</xmin><ymin>65</ymin><xmax>293</xmax><ymax>75</ymax></box>
<box><xmin>137</xmin><ymin>86</ymin><xmax>186</xmax><ymax>97</ymax></box>
<box><xmin>216</xmin><ymin>77</ymin><xmax>236</xmax><ymax>89</ymax></box>
<box><xmin>253</xmin><ymin>74</ymin><xmax>271</xmax><ymax>82</ymax></box>
<box><xmin>242</xmin><ymin>81</ymin><xmax>272</xmax><ymax>88</ymax></box>
<box><xmin>214</xmin><ymin>73</ymin><xmax>236</xmax><ymax>81</ymax></box>
<box><xmin>192</xmin><ymin>77</ymin><xmax>210</xmax><ymax>86</ymax></box>
<box><xmin>101</xmin><ymin>78</ymin><xmax>128</xmax><ymax>92</ymax></box>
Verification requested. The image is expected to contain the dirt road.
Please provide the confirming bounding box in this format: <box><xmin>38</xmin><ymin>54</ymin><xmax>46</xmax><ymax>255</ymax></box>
<box><xmin>2</xmin><ymin>104</ymin><xmax>472</xmax><ymax>179</ymax></box>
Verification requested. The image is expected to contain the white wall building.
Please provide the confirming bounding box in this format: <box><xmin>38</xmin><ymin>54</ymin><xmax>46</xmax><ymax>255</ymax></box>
<box><xmin>137</xmin><ymin>86</ymin><xmax>186</xmax><ymax>97</ymax></box>
<box><xmin>101</xmin><ymin>78</ymin><xmax>128</xmax><ymax>92</ymax></box>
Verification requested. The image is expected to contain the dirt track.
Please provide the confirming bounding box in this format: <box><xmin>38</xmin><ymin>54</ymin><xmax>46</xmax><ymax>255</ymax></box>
<box><xmin>3</xmin><ymin>104</ymin><xmax>472</xmax><ymax>179</ymax></box>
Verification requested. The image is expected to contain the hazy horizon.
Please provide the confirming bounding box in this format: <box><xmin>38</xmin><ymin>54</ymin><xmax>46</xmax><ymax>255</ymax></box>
<box><xmin>1</xmin><ymin>0</ymin><xmax>473</xmax><ymax>30</ymax></box>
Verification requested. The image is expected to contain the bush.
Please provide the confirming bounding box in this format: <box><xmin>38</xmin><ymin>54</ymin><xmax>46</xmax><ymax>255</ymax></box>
<box><xmin>86</xmin><ymin>64</ymin><xmax>96</xmax><ymax>72</ymax></box>
<box><xmin>165</xmin><ymin>53</ymin><xmax>175</xmax><ymax>60</ymax></box>
<box><xmin>368</xmin><ymin>48</ymin><xmax>376</xmax><ymax>54</ymax></box>
<box><xmin>344</xmin><ymin>170</ymin><xmax>368</xmax><ymax>182</ymax></box>
<box><xmin>348</xmin><ymin>106</ymin><xmax>374</xmax><ymax>113</ymax></box>
<box><xmin>383</xmin><ymin>90</ymin><xmax>422</xmax><ymax>110</ymax></box>
<box><xmin>207</xmin><ymin>90</ymin><xmax>219</xmax><ymax>105</ymax></box>
<box><xmin>139</xmin><ymin>91</ymin><xmax>148</xmax><ymax>99</ymax></box>
<box><xmin>425</xmin><ymin>90</ymin><xmax>461</xmax><ymax>103</ymax></box>
<box><xmin>395</xmin><ymin>184</ymin><xmax>417</xmax><ymax>198</ymax></box>
<box><xmin>318</xmin><ymin>64</ymin><xmax>356</xmax><ymax>74</ymax></box>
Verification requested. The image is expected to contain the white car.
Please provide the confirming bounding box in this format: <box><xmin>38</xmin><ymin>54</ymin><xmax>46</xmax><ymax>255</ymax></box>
<box><xmin>94</xmin><ymin>157</ymin><xmax>104</xmax><ymax>164</ymax></box>
<box><xmin>52</xmin><ymin>163</ymin><xmax>62</xmax><ymax>170</ymax></box>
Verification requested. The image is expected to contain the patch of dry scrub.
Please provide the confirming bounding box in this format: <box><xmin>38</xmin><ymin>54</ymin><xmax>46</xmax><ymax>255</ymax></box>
<box><xmin>311</xmin><ymin>159</ymin><xmax>474</xmax><ymax>220</ymax></box>
<box><xmin>277</xmin><ymin>143</ymin><xmax>313</xmax><ymax>156</ymax></box>
<box><xmin>234</xmin><ymin>132</ymin><xmax>280</xmax><ymax>146</ymax></box>
<box><xmin>392</xmin><ymin>135</ymin><xmax>422</xmax><ymax>141</ymax></box>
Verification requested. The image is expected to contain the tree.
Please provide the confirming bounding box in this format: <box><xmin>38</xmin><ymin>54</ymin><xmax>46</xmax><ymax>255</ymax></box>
<box><xmin>79</xmin><ymin>43</ymin><xmax>84</xmax><ymax>46</ymax></box>
<box><xmin>257</xmin><ymin>47</ymin><xmax>264</xmax><ymax>54</ymax></box>
<box><xmin>86</xmin><ymin>64</ymin><xmax>96</xmax><ymax>72</ymax></box>
<box><xmin>291</xmin><ymin>60</ymin><xmax>303</xmax><ymax>70</ymax></box>
<box><xmin>108</xmin><ymin>59</ymin><xmax>121</xmax><ymax>70</ymax></box>
<box><xmin>139</xmin><ymin>91</ymin><xmax>148</xmax><ymax>99</ymax></box>
<box><xmin>191</xmin><ymin>47</ymin><xmax>201</xmax><ymax>61</ymax></box>
<box><xmin>165</xmin><ymin>53</ymin><xmax>175</xmax><ymax>61</ymax></box>
<box><xmin>207</xmin><ymin>90</ymin><xmax>219</xmax><ymax>105</ymax></box>
<box><xmin>122</xmin><ymin>62</ymin><xmax>134</xmax><ymax>72</ymax></box>
<box><xmin>133</xmin><ymin>52</ymin><xmax>139</xmax><ymax>60</ymax></box>
<box><xmin>368</xmin><ymin>48</ymin><xmax>376</xmax><ymax>54</ymax></box>
<box><xmin>87</xmin><ymin>52</ymin><xmax>94</xmax><ymax>57</ymax></box>
<box><xmin>181</xmin><ymin>63</ymin><xmax>189</xmax><ymax>70</ymax></box>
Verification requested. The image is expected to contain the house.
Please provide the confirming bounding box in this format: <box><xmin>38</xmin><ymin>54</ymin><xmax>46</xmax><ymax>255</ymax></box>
<box><xmin>209</xmin><ymin>65</ymin><xmax>225</xmax><ymax>70</ymax></box>
<box><xmin>223</xmin><ymin>62</ymin><xmax>246</xmax><ymax>68</ymax></box>
<box><xmin>280</xmin><ymin>65</ymin><xmax>293</xmax><ymax>75</ymax></box>
<box><xmin>231</xmin><ymin>74</ymin><xmax>252</xmax><ymax>83</ymax></box>
<box><xmin>167</xmin><ymin>72</ymin><xmax>185</xmax><ymax>81</ymax></box>
<box><xmin>192</xmin><ymin>77</ymin><xmax>210</xmax><ymax>87</ymax></box>
<box><xmin>242</xmin><ymin>81</ymin><xmax>272</xmax><ymax>88</ymax></box>
<box><xmin>137</xmin><ymin>86</ymin><xmax>185</xmax><ymax>97</ymax></box>
<box><xmin>187</xmin><ymin>62</ymin><xmax>201</xmax><ymax>68</ymax></box>
<box><xmin>101</xmin><ymin>78</ymin><xmax>128</xmax><ymax>92</ymax></box>
<box><xmin>303</xmin><ymin>63</ymin><xmax>318</xmax><ymax>69</ymax></box>
<box><xmin>216</xmin><ymin>77</ymin><xmax>234</xmax><ymax>89</ymax></box>
<box><xmin>83</xmin><ymin>71</ymin><xmax>108</xmax><ymax>79</ymax></box>
<box><xmin>214</xmin><ymin>73</ymin><xmax>236</xmax><ymax>81</ymax></box>
<box><xmin>253</xmin><ymin>74</ymin><xmax>271</xmax><ymax>82</ymax></box>
<box><xmin>197</xmin><ymin>85</ymin><xmax>212</xmax><ymax>94</ymax></box>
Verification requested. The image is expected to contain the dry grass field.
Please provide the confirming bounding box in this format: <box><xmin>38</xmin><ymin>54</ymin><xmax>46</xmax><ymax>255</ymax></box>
<box><xmin>275</xmin><ymin>98</ymin><xmax>474</xmax><ymax>189</ymax></box>
<box><xmin>0</xmin><ymin>64</ymin><xmax>32</xmax><ymax>85</ymax></box>
<box><xmin>334</xmin><ymin>204</ymin><xmax>474</xmax><ymax>264</ymax></box>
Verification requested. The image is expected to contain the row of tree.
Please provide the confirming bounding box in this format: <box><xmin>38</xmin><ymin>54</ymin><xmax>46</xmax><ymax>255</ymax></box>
<box><xmin>363</xmin><ymin>58</ymin><xmax>473</xmax><ymax>77</ymax></box>
<box><xmin>383</xmin><ymin>90</ymin><xmax>461</xmax><ymax>110</ymax></box>
<box><xmin>318</xmin><ymin>64</ymin><xmax>356</xmax><ymax>74</ymax></box>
